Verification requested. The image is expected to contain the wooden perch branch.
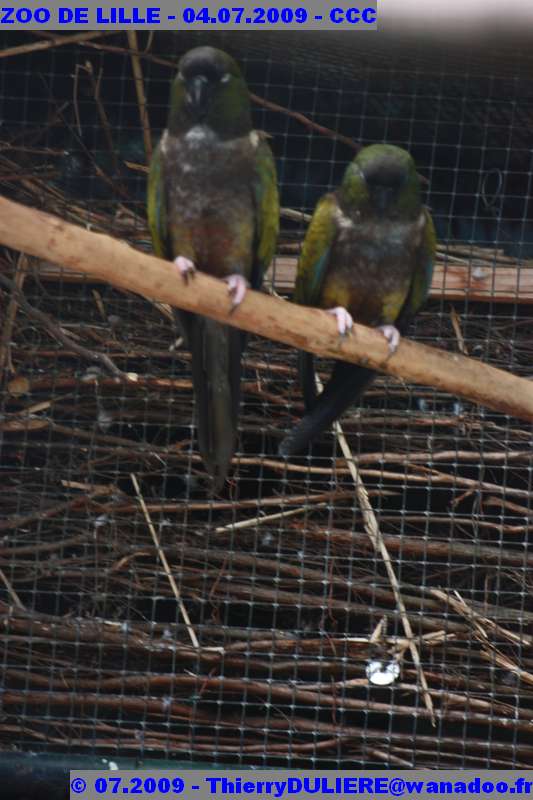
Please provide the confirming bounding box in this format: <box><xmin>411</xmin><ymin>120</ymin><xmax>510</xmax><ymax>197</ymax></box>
<box><xmin>0</xmin><ymin>193</ymin><xmax>532</xmax><ymax>423</ymax></box>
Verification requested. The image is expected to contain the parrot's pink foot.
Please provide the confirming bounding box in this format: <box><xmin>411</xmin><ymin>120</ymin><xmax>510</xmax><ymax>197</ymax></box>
<box><xmin>326</xmin><ymin>306</ymin><xmax>353</xmax><ymax>336</ymax></box>
<box><xmin>378</xmin><ymin>324</ymin><xmax>401</xmax><ymax>355</ymax></box>
<box><xmin>225</xmin><ymin>274</ymin><xmax>248</xmax><ymax>308</ymax></box>
<box><xmin>173</xmin><ymin>256</ymin><xmax>196</xmax><ymax>283</ymax></box>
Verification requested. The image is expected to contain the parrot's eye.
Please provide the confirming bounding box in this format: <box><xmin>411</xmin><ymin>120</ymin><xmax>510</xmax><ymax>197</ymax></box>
<box><xmin>221</xmin><ymin>73</ymin><xmax>231</xmax><ymax>83</ymax></box>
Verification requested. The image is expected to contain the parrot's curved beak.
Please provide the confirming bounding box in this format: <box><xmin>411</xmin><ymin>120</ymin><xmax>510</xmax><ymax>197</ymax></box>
<box><xmin>186</xmin><ymin>75</ymin><xmax>210</xmax><ymax>118</ymax></box>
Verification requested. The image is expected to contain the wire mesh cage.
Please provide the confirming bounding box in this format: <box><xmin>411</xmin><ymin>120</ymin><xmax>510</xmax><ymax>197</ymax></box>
<box><xmin>0</xmin><ymin>30</ymin><xmax>532</xmax><ymax>774</ymax></box>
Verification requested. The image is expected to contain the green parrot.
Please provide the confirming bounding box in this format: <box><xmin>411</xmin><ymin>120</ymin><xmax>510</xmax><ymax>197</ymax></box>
<box><xmin>147</xmin><ymin>46</ymin><xmax>279</xmax><ymax>490</ymax></box>
<box><xmin>279</xmin><ymin>143</ymin><xmax>436</xmax><ymax>457</ymax></box>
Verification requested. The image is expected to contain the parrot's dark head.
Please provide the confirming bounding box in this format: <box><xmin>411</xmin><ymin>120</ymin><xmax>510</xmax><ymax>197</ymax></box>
<box><xmin>168</xmin><ymin>47</ymin><xmax>252</xmax><ymax>139</ymax></box>
<box><xmin>341</xmin><ymin>144</ymin><xmax>421</xmax><ymax>218</ymax></box>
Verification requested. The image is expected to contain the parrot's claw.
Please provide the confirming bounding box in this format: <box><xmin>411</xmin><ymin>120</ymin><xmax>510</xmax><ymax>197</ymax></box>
<box><xmin>173</xmin><ymin>256</ymin><xmax>196</xmax><ymax>283</ymax></box>
<box><xmin>225</xmin><ymin>274</ymin><xmax>248</xmax><ymax>309</ymax></box>
<box><xmin>326</xmin><ymin>306</ymin><xmax>353</xmax><ymax>337</ymax></box>
<box><xmin>378</xmin><ymin>324</ymin><xmax>401</xmax><ymax>355</ymax></box>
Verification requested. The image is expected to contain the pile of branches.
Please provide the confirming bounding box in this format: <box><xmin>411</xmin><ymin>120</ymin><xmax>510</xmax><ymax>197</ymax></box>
<box><xmin>1</xmin><ymin>269</ymin><xmax>533</xmax><ymax>766</ymax></box>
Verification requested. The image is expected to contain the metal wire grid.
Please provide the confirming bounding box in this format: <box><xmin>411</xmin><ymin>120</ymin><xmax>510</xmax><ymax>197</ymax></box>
<box><xmin>0</xmin><ymin>32</ymin><xmax>532</xmax><ymax>768</ymax></box>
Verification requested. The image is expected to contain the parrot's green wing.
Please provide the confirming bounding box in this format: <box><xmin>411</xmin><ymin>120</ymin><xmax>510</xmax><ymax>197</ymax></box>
<box><xmin>147</xmin><ymin>140</ymin><xmax>170</xmax><ymax>260</ymax></box>
<box><xmin>251</xmin><ymin>137</ymin><xmax>279</xmax><ymax>290</ymax></box>
<box><xmin>294</xmin><ymin>193</ymin><xmax>338</xmax><ymax>306</ymax></box>
<box><xmin>397</xmin><ymin>207</ymin><xmax>436</xmax><ymax>326</ymax></box>
<box><xmin>292</xmin><ymin>193</ymin><xmax>338</xmax><ymax>416</ymax></box>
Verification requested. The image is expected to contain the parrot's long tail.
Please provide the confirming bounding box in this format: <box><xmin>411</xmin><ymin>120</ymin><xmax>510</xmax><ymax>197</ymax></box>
<box><xmin>298</xmin><ymin>351</ymin><xmax>319</xmax><ymax>413</ymax></box>
<box><xmin>181</xmin><ymin>312</ymin><xmax>243</xmax><ymax>492</ymax></box>
<box><xmin>279</xmin><ymin>359</ymin><xmax>376</xmax><ymax>457</ymax></box>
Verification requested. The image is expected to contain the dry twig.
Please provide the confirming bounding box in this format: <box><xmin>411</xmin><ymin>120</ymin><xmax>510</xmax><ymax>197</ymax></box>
<box><xmin>0</xmin><ymin>32</ymin><xmax>115</xmax><ymax>60</ymax></box>
<box><xmin>315</xmin><ymin>374</ymin><xmax>435</xmax><ymax>723</ymax></box>
<box><xmin>127</xmin><ymin>32</ymin><xmax>152</xmax><ymax>161</ymax></box>
<box><xmin>130</xmin><ymin>473</ymin><xmax>199</xmax><ymax>648</ymax></box>
<box><xmin>0</xmin><ymin>272</ymin><xmax>129</xmax><ymax>379</ymax></box>
<box><xmin>0</xmin><ymin>253</ymin><xmax>28</xmax><ymax>377</ymax></box>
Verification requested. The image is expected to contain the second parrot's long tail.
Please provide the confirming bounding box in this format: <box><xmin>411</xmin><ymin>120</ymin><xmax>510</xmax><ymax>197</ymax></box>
<box><xmin>279</xmin><ymin>359</ymin><xmax>376</xmax><ymax>457</ymax></box>
<box><xmin>181</xmin><ymin>312</ymin><xmax>243</xmax><ymax>491</ymax></box>
<box><xmin>298</xmin><ymin>351</ymin><xmax>319</xmax><ymax>413</ymax></box>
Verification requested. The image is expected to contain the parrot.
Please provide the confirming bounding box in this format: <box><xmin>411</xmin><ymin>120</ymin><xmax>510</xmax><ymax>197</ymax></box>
<box><xmin>147</xmin><ymin>46</ymin><xmax>279</xmax><ymax>491</ymax></box>
<box><xmin>279</xmin><ymin>143</ymin><xmax>436</xmax><ymax>457</ymax></box>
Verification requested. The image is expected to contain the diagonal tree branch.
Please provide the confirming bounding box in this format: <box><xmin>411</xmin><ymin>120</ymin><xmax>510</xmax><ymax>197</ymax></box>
<box><xmin>0</xmin><ymin>193</ymin><xmax>532</xmax><ymax>422</ymax></box>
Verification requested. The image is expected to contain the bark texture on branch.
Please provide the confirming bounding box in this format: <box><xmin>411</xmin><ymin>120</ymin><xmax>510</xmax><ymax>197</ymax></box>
<box><xmin>0</xmin><ymin>193</ymin><xmax>532</xmax><ymax>423</ymax></box>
